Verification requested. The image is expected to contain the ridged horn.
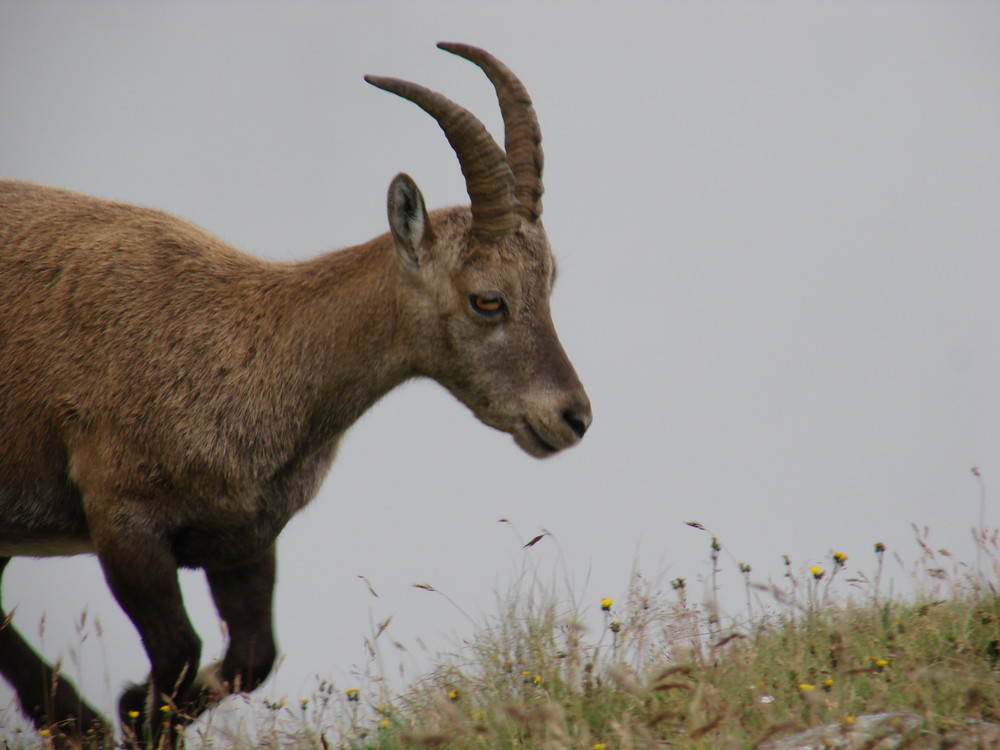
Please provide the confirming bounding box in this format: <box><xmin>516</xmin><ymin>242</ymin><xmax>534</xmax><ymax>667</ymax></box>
<box><xmin>365</xmin><ymin>74</ymin><xmax>518</xmax><ymax>238</ymax></box>
<box><xmin>437</xmin><ymin>42</ymin><xmax>543</xmax><ymax>222</ymax></box>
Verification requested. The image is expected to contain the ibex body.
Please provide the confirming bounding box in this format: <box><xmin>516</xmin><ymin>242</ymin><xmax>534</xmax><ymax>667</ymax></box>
<box><xmin>0</xmin><ymin>43</ymin><xmax>590</xmax><ymax>741</ymax></box>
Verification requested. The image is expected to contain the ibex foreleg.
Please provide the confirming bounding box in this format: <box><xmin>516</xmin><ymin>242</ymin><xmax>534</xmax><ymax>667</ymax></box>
<box><xmin>88</xmin><ymin>503</ymin><xmax>202</xmax><ymax>741</ymax></box>
<box><xmin>204</xmin><ymin>546</ymin><xmax>277</xmax><ymax>696</ymax></box>
<box><xmin>113</xmin><ymin>540</ymin><xmax>279</xmax><ymax>746</ymax></box>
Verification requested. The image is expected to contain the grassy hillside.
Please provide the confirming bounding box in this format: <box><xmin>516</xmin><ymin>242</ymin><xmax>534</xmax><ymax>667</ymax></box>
<box><xmin>208</xmin><ymin>527</ymin><xmax>999</xmax><ymax>750</ymax></box>
<box><xmin>18</xmin><ymin>525</ymin><xmax>999</xmax><ymax>748</ymax></box>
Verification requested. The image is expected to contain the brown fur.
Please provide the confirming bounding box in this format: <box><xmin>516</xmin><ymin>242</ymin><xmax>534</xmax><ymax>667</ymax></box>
<box><xmin>0</xmin><ymin>47</ymin><xmax>589</xmax><ymax>744</ymax></box>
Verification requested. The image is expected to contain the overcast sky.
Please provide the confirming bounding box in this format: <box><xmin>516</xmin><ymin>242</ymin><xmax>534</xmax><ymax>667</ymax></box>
<box><xmin>1</xmin><ymin>0</ymin><xmax>998</xmax><ymax>739</ymax></box>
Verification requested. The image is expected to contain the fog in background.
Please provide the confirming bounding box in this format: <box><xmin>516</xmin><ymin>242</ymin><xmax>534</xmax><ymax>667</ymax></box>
<box><xmin>1</xmin><ymin>0</ymin><xmax>998</xmax><ymax>734</ymax></box>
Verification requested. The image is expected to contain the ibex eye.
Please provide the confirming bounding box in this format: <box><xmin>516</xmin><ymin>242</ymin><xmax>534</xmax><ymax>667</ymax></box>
<box><xmin>470</xmin><ymin>294</ymin><xmax>507</xmax><ymax>317</ymax></box>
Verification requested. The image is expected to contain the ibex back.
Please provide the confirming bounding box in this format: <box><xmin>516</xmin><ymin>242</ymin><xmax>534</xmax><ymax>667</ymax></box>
<box><xmin>0</xmin><ymin>43</ymin><xmax>590</xmax><ymax>742</ymax></box>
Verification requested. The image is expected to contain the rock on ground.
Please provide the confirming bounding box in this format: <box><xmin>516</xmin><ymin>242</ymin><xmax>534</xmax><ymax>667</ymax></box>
<box><xmin>758</xmin><ymin>711</ymin><xmax>1000</xmax><ymax>750</ymax></box>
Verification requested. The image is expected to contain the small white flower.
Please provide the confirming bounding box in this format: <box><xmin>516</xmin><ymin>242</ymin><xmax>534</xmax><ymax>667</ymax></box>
<box><xmin>760</xmin><ymin>695</ymin><xmax>775</xmax><ymax>704</ymax></box>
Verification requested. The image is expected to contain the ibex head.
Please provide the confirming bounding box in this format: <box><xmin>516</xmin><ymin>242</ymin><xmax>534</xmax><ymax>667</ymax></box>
<box><xmin>366</xmin><ymin>43</ymin><xmax>590</xmax><ymax>457</ymax></box>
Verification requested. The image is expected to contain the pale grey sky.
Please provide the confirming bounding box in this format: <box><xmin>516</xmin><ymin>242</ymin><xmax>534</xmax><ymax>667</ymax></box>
<box><xmin>1</xmin><ymin>0</ymin><xmax>998</xmax><ymax>738</ymax></box>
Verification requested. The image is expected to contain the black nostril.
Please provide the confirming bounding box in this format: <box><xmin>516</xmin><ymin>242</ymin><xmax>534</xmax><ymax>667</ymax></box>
<box><xmin>562</xmin><ymin>410</ymin><xmax>590</xmax><ymax>439</ymax></box>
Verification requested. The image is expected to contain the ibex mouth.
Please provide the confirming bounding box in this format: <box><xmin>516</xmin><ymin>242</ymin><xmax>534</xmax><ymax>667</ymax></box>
<box><xmin>519</xmin><ymin>420</ymin><xmax>560</xmax><ymax>458</ymax></box>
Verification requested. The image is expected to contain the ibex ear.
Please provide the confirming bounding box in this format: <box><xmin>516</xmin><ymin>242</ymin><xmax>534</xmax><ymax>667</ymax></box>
<box><xmin>387</xmin><ymin>173</ymin><xmax>430</xmax><ymax>270</ymax></box>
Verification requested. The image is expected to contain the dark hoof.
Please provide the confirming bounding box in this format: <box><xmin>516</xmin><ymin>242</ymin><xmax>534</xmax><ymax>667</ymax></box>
<box><xmin>118</xmin><ymin>681</ymin><xmax>149</xmax><ymax>725</ymax></box>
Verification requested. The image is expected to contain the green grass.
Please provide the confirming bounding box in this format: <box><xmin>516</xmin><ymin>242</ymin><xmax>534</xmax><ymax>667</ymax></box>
<box><xmin>20</xmin><ymin>524</ymin><xmax>1000</xmax><ymax>749</ymax></box>
<box><xmin>228</xmin><ymin>526</ymin><xmax>1000</xmax><ymax>750</ymax></box>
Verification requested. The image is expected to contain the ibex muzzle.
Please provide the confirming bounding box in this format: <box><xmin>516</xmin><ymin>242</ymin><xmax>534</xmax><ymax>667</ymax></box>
<box><xmin>0</xmin><ymin>42</ymin><xmax>589</xmax><ymax>742</ymax></box>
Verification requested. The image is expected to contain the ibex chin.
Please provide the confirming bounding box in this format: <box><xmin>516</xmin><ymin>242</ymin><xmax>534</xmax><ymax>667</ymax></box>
<box><xmin>0</xmin><ymin>43</ymin><xmax>590</xmax><ymax>741</ymax></box>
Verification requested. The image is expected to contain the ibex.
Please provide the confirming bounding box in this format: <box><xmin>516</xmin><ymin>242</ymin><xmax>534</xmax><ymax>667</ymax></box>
<box><xmin>0</xmin><ymin>43</ymin><xmax>590</xmax><ymax>742</ymax></box>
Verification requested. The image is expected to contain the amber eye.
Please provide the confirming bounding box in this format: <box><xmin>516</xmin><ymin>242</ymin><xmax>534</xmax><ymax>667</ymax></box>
<box><xmin>470</xmin><ymin>294</ymin><xmax>507</xmax><ymax>317</ymax></box>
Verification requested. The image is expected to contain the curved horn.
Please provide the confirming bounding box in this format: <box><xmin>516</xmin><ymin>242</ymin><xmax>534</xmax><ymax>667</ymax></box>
<box><xmin>365</xmin><ymin>75</ymin><xmax>518</xmax><ymax>238</ymax></box>
<box><xmin>437</xmin><ymin>42</ymin><xmax>543</xmax><ymax>222</ymax></box>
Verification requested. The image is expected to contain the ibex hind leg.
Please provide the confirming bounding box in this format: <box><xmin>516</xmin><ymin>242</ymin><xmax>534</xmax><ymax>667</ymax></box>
<box><xmin>0</xmin><ymin>557</ymin><xmax>109</xmax><ymax>744</ymax></box>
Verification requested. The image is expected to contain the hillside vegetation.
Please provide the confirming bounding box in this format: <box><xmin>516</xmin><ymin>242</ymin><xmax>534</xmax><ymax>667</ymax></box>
<box><xmin>185</xmin><ymin>524</ymin><xmax>1000</xmax><ymax>750</ymax></box>
<box><xmin>15</xmin><ymin>520</ymin><xmax>999</xmax><ymax>749</ymax></box>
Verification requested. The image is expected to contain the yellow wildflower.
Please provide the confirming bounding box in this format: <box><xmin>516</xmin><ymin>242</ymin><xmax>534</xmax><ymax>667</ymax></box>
<box><xmin>593</xmin><ymin>744</ymin><xmax>607</xmax><ymax>750</ymax></box>
<box><xmin>127</xmin><ymin>710</ymin><xmax>141</xmax><ymax>719</ymax></box>
<box><xmin>798</xmin><ymin>683</ymin><xmax>816</xmax><ymax>691</ymax></box>
<box><xmin>344</xmin><ymin>689</ymin><xmax>359</xmax><ymax>702</ymax></box>
<box><xmin>600</xmin><ymin>598</ymin><xmax>612</xmax><ymax>611</ymax></box>
<box><xmin>832</xmin><ymin>551</ymin><xmax>848</xmax><ymax>565</ymax></box>
<box><xmin>448</xmin><ymin>689</ymin><xmax>460</xmax><ymax>701</ymax></box>
<box><xmin>38</xmin><ymin>729</ymin><xmax>51</xmax><ymax>738</ymax></box>
<box><xmin>810</xmin><ymin>566</ymin><xmax>824</xmax><ymax>580</ymax></box>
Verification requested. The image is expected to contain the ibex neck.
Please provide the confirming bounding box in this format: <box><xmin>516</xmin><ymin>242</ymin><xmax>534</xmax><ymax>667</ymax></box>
<box><xmin>274</xmin><ymin>234</ymin><xmax>411</xmax><ymax>445</ymax></box>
